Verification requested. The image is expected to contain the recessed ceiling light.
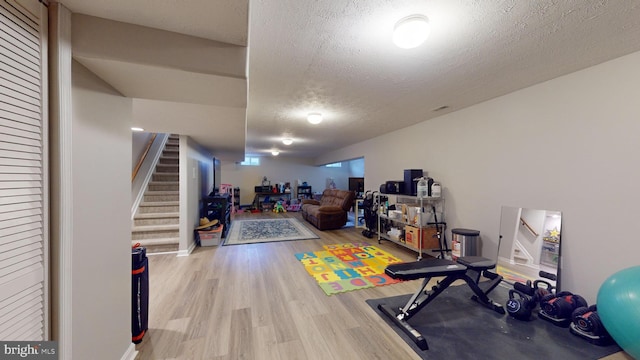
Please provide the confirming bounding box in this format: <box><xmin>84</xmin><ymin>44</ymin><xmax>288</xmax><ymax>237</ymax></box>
<box><xmin>393</xmin><ymin>14</ymin><xmax>430</xmax><ymax>49</ymax></box>
<box><xmin>282</xmin><ymin>138</ymin><xmax>293</xmax><ymax>145</ymax></box>
<box><xmin>131</xmin><ymin>127</ymin><xmax>144</xmax><ymax>132</ymax></box>
<box><xmin>307</xmin><ymin>113</ymin><xmax>323</xmax><ymax>125</ymax></box>
<box><xmin>271</xmin><ymin>150</ymin><xmax>280</xmax><ymax>156</ymax></box>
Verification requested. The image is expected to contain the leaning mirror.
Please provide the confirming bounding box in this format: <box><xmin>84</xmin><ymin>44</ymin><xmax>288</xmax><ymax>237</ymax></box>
<box><xmin>496</xmin><ymin>206</ymin><xmax>562</xmax><ymax>290</ymax></box>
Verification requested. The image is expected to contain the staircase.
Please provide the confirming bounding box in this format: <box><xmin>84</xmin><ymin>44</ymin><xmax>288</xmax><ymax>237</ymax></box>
<box><xmin>132</xmin><ymin>135</ymin><xmax>180</xmax><ymax>253</ymax></box>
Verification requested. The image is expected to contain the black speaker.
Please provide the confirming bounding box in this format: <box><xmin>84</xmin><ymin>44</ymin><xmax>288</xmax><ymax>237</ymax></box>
<box><xmin>404</xmin><ymin>169</ymin><xmax>423</xmax><ymax>196</ymax></box>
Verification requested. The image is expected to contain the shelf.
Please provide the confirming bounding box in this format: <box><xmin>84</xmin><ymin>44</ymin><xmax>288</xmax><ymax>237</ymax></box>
<box><xmin>379</xmin><ymin>233</ymin><xmax>425</xmax><ymax>254</ymax></box>
<box><xmin>377</xmin><ymin>193</ymin><xmax>448</xmax><ymax>260</ymax></box>
<box><xmin>297</xmin><ymin>185</ymin><xmax>312</xmax><ymax>200</ymax></box>
<box><xmin>201</xmin><ymin>195</ymin><xmax>231</xmax><ymax>237</ymax></box>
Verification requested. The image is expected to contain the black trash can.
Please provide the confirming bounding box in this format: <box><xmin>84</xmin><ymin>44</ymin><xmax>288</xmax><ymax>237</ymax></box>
<box><xmin>132</xmin><ymin>246</ymin><xmax>149</xmax><ymax>344</ymax></box>
<box><xmin>451</xmin><ymin>228</ymin><xmax>480</xmax><ymax>260</ymax></box>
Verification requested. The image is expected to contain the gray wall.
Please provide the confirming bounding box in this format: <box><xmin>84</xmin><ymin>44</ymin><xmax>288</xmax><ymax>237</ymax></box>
<box><xmin>221</xmin><ymin>156</ymin><xmax>351</xmax><ymax>205</ymax></box>
<box><xmin>180</xmin><ymin>136</ymin><xmax>213</xmax><ymax>252</ymax></box>
<box><xmin>317</xmin><ymin>50</ymin><xmax>640</xmax><ymax>303</ymax></box>
<box><xmin>71</xmin><ymin>61</ymin><xmax>132</xmax><ymax>359</ymax></box>
<box><xmin>132</xmin><ymin>131</ymin><xmax>154</xmax><ymax>172</ymax></box>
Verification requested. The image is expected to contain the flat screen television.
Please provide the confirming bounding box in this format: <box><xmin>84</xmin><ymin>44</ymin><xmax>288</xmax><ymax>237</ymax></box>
<box><xmin>349</xmin><ymin>177</ymin><xmax>364</xmax><ymax>196</ymax></box>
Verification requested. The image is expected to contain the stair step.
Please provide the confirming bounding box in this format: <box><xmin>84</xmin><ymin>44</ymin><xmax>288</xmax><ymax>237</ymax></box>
<box><xmin>153</xmin><ymin>172</ymin><xmax>179</xmax><ymax>181</ymax></box>
<box><xmin>132</xmin><ymin>238</ymin><xmax>179</xmax><ymax>253</ymax></box>
<box><xmin>135</xmin><ymin>211</ymin><xmax>179</xmax><ymax>218</ymax></box>
<box><xmin>144</xmin><ymin>194</ymin><xmax>179</xmax><ymax>202</ymax></box>
<box><xmin>132</xmin><ymin>223</ymin><xmax>179</xmax><ymax>232</ymax></box>
<box><xmin>156</xmin><ymin>165</ymin><xmax>178</xmax><ymax>173</ymax></box>
<box><xmin>131</xmin><ymin>226</ymin><xmax>179</xmax><ymax>240</ymax></box>
<box><xmin>144</xmin><ymin>190</ymin><xmax>179</xmax><ymax>196</ymax></box>
<box><xmin>158</xmin><ymin>157</ymin><xmax>179</xmax><ymax>165</ymax></box>
<box><xmin>134</xmin><ymin>212</ymin><xmax>179</xmax><ymax>226</ymax></box>
<box><xmin>148</xmin><ymin>181</ymin><xmax>179</xmax><ymax>191</ymax></box>
<box><xmin>138</xmin><ymin>201</ymin><xmax>179</xmax><ymax>213</ymax></box>
<box><xmin>139</xmin><ymin>200</ymin><xmax>178</xmax><ymax>206</ymax></box>
<box><xmin>143</xmin><ymin>191</ymin><xmax>179</xmax><ymax>202</ymax></box>
<box><xmin>513</xmin><ymin>255</ymin><xmax>529</xmax><ymax>264</ymax></box>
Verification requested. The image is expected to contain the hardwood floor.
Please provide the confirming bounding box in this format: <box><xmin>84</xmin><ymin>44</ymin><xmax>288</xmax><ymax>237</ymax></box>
<box><xmin>135</xmin><ymin>211</ymin><xmax>424</xmax><ymax>359</ymax></box>
<box><xmin>134</xmin><ymin>211</ymin><xmax>632</xmax><ymax>360</ymax></box>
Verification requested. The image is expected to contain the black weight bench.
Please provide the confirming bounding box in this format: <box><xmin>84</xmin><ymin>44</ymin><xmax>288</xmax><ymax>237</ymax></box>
<box><xmin>377</xmin><ymin>256</ymin><xmax>504</xmax><ymax>350</ymax></box>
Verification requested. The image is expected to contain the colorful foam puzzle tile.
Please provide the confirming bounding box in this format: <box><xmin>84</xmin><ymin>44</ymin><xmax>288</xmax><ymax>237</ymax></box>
<box><xmin>295</xmin><ymin>242</ymin><xmax>404</xmax><ymax>295</ymax></box>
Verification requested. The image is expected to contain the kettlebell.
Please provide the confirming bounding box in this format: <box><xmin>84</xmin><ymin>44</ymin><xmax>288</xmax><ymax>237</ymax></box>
<box><xmin>533</xmin><ymin>279</ymin><xmax>554</xmax><ymax>304</ymax></box>
<box><xmin>572</xmin><ymin>304</ymin><xmax>607</xmax><ymax>336</ymax></box>
<box><xmin>506</xmin><ymin>289</ymin><xmax>535</xmax><ymax>320</ymax></box>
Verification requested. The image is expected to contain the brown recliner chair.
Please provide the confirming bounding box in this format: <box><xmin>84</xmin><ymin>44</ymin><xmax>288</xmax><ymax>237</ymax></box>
<box><xmin>301</xmin><ymin>189</ymin><xmax>356</xmax><ymax>230</ymax></box>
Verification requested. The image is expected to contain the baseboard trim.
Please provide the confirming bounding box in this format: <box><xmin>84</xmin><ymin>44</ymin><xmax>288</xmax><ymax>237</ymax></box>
<box><xmin>177</xmin><ymin>241</ymin><xmax>197</xmax><ymax>257</ymax></box>
<box><xmin>120</xmin><ymin>343</ymin><xmax>137</xmax><ymax>360</ymax></box>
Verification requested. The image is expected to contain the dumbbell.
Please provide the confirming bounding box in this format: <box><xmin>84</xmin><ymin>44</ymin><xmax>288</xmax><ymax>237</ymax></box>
<box><xmin>540</xmin><ymin>291</ymin><xmax>588</xmax><ymax>319</ymax></box>
<box><xmin>572</xmin><ymin>304</ymin><xmax>607</xmax><ymax>336</ymax></box>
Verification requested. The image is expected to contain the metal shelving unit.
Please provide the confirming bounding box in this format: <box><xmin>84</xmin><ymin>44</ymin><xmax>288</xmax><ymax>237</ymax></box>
<box><xmin>377</xmin><ymin>194</ymin><xmax>448</xmax><ymax>260</ymax></box>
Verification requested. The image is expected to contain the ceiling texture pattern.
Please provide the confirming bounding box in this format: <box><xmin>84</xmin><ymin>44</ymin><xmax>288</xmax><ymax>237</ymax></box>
<box><xmin>60</xmin><ymin>0</ymin><xmax>640</xmax><ymax>161</ymax></box>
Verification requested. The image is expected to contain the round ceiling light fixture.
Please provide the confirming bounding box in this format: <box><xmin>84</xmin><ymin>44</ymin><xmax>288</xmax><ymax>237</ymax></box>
<box><xmin>282</xmin><ymin>138</ymin><xmax>293</xmax><ymax>145</ymax></box>
<box><xmin>393</xmin><ymin>14</ymin><xmax>430</xmax><ymax>49</ymax></box>
<box><xmin>271</xmin><ymin>150</ymin><xmax>280</xmax><ymax>156</ymax></box>
<box><xmin>307</xmin><ymin>112</ymin><xmax>323</xmax><ymax>125</ymax></box>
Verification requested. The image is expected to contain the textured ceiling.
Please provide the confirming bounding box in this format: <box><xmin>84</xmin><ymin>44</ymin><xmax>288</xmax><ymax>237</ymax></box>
<box><xmin>60</xmin><ymin>0</ymin><xmax>640</xmax><ymax>161</ymax></box>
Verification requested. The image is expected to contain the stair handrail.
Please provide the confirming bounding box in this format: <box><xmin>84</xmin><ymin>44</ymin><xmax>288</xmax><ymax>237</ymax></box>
<box><xmin>131</xmin><ymin>133</ymin><xmax>171</xmax><ymax>219</ymax></box>
<box><xmin>132</xmin><ymin>133</ymin><xmax>157</xmax><ymax>182</ymax></box>
<box><xmin>519</xmin><ymin>217</ymin><xmax>539</xmax><ymax>237</ymax></box>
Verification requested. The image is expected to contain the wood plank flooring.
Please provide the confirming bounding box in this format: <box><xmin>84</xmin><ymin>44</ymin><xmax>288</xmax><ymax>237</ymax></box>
<box><xmin>134</xmin><ymin>212</ymin><xmax>422</xmax><ymax>359</ymax></box>
<box><xmin>134</xmin><ymin>212</ymin><xmax>631</xmax><ymax>360</ymax></box>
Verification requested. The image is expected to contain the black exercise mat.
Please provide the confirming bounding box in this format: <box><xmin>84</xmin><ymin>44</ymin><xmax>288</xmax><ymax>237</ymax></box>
<box><xmin>366</xmin><ymin>284</ymin><xmax>621</xmax><ymax>360</ymax></box>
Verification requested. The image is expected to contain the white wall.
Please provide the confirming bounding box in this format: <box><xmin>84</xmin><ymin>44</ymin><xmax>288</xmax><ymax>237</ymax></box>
<box><xmin>317</xmin><ymin>50</ymin><xmax>640</xmax><ymax>303</ymax></box>
<box><xmin>221</xmin><ymin>156</ymin><xmax>351</xmax><ymax>205</ymax></box>
<box><xmin>71</xmin><ymin>61</ymin><xmax>132</xmax><ymax>359</ymax></box>
<box><xmin>347</xmin><ymin>157</ymin><xmax>365</xmax><ymax>177</ymax></box>
<box><xmin>132</xmin><ymin>131</ymin><xmax>154</xmax><ymax>172</ymax></box>
<box><xmin>180</xmin><ymin>136</ymin><xmax>213</xmax><ymax>252</ymax></box>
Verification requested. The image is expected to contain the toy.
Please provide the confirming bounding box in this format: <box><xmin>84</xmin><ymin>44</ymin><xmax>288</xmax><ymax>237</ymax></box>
<box><xmin>273</xmin><ymin>200</ymin><xmax>287</xmax><ymax>213</ymax></box>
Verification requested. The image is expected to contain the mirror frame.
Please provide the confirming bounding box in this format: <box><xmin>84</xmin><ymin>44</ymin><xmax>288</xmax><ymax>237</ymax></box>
<box><xmin>497</xmin><ymin>206</ymin><xmax>562</xmax><ymax>291</ymax></box>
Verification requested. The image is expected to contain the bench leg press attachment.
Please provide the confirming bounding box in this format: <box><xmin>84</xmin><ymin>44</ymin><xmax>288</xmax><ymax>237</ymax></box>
<box><xmin>377</xmin><ymin>257</ymin><xmax>504</xmax><ymax>350</ymax></box>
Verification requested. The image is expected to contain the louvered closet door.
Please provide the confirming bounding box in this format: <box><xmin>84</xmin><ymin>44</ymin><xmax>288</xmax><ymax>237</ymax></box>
<box><xmin>0</xmin><ymin>0</ymin><xmax>47</xmax><ymax>341</ymax></box>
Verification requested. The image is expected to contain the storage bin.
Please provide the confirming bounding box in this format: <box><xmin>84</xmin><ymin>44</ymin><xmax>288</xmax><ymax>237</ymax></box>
<box><xmin>404</xmin><ymin>225</ymin><xmax>439</xmax><ymax>250</ymax></box>
<box><xmin>451</xmin><ymin>228</ymin><xmax>480</xmax><ymax>260</ymax></box>
<box><xmin>198</xmin><ymin>225</ymin><xmax>224</xmax><ymax>246</ymax></box>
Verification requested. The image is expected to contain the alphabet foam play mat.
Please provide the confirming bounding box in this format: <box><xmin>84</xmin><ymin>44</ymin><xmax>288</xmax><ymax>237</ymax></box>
<box><xmin>295</xmin><ymin>242</ymin><xmax>403</xmax><ymax>295</ymax></box>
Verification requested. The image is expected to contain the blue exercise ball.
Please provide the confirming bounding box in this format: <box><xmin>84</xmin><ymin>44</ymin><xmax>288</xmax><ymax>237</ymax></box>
<box><xmin>597</xmin><ymin>266</ymin><xmax>640</xmax><ymax>359</ymax></box>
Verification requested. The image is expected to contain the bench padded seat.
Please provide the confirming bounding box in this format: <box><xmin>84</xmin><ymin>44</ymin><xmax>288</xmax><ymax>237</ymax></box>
<box><xmin>385</xmin><ymin>258</ymin><xmax>467</xmax><ymax>280</ymax></box>
<box><xmin>456</xmin><ymin>256</ymin><xmax>496</xmax><ymax>270</ymax></box>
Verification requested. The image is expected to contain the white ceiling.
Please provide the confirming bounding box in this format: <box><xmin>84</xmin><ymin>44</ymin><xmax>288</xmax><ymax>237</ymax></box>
<box><xmin>59</xmin><ymin>0</ymin><xmax>640</xmax><ymax>162</ymax></box>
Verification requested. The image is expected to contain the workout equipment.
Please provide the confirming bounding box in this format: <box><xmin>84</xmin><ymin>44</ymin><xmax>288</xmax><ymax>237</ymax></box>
<box><xmin>377</xmin><ymin>256</ymin><xmax>504</xmax><ymax>350</ymax></box>
<box><xmin>361</xmin><ymin>191</ymin><xmax>384</xmax><ymax>238</ymax></box>
<box><xmin>533</xmin><ymin>279</ymin><xmax>554</xmax><ymax>305</ymax></box>
<box><xmin>506</xmin><ymin>272</ymin><xmax>556</xmax><ymax>321</ymax></box>
<box><xmin>597</xmin><ymin>265</ymin><xmax>640</xmax><ymax>359</ymax></box>
<box><xmin>539</xmin><ymin>291</ymin><xmax>587</xmax><ymax>327</ymax></box>
<box><xmin>506</xmin><ymin>282</ymin><xmax>536</xmax><ymax>320</ymax></box>
<box><xmin>132</xmin><ymin>244</ymin><xmax>149</xmax><ymax>344</ymax></box>
<box><xmin>569</xmin><ymin>304</ymin><xmax>613</xmax><ymax>345</ymax></box>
